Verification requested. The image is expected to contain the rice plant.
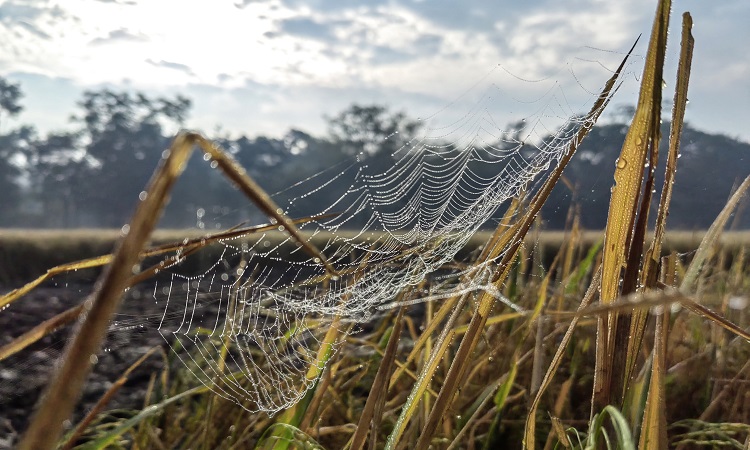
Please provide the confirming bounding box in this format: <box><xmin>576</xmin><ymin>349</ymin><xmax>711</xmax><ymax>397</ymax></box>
<box><xmin>1</xmin><ymin>0</ymin><xmax>749</xmax><ymax>449</ymax></box>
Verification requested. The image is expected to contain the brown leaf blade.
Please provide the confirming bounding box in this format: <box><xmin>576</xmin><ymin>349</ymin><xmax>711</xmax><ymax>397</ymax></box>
<box><xmin>595</xmin><ymin>0</ymin><xmax>671</xmax><ymax>412</ymax></box>
<box><xmin>638</xmin><ymin>309</ymin><xmax>669</xmax><ymax>450</ymax></box>
<box><xmin>626</xmin><ymin>10</ymin><xmax>696</xmax><ymax>404</ymax></box>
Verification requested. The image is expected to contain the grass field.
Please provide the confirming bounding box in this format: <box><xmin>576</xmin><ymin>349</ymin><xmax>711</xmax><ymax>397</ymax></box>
<box><xmin>1</xmin><ymin>226</ymin><xmax>749</xmax><ymax>449</ymax></box>
<box><xmin>2</xmin><ymin>1</ymin><xmax>750</xmax><ymax>449</ymax></box>
<box><xmin>2</xmin><ymin>228</ymin><xmax>748</xmax><ymax>285</ymax></box>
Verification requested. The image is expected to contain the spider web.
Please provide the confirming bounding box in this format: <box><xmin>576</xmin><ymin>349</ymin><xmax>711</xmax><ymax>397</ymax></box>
<box><xmin>140</xmin><ymin>49</ymin><xmax>641</xmax><ymax>414</ymax></box>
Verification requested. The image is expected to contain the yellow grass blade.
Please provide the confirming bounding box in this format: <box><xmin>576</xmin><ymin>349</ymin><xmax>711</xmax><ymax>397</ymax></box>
<box><xmin>384</xmin><ymin>201</ymin><xmax>525</xmax><ymax>441</ymax></box>
<box><xmin>681</xmin><ymin>174</ymin><xmax>750</xmax><ymax>293</ymax></box>
<box><xmin>19</xmin><ymin>133</ymin><xmax>334</xmax><ymax>450</ymax></box>
<box><xmin>600</xmin><ymin>0</ymin><xmax>669</xmax><ymax>303</ymax></box>
<box><xmin>637</xmin><ymin>307</ymin><xmax>669</xmax><ymax>450</ymax></box>
<box><xmin>0</xmin><ymin>216</ymin><xmax>325</xmax><ymax>311</ymax></box>
<box><xmin>642</xmin><ymin>12</ymin><xmax>694</xmax><ymax>291</ymax></box>
<box><xmin>549</xmin><ymin>414</ymin><xmax>573</xmax><ymax>449</ymax></box>
<box><xmin>349</xmin><ymin>307</ymin><xmax>405</xmax><ymax>450</ymax></box>
<box><xmin>627</xmin><ymin>10</ymin><xmax>695</xmax><ymax>403</ymax></box>
<box><xmin>0</xmin><ymin>302</ymin><xmax>85</xmax><ymax>362</ymax></box>
<box><xmin>450</xmin><ymin>346</ymin><xmax>542</xmax><ymax>450</ymax></box>
<box><xmin>0</xmin><ymin>255</ymin><xmax>111</xmax><ymax>310</ymax></box>
<box><xmin>384</xmin><ymin>313</ymin><xmax>457</xmax><ymax>450</ymax></box>
<box><xmin>451</xmin><ymin>311</ymin><xmax>526</xmax><ymax>335</ymax></box>
<box><xmin>388</xmin><ymin>201</ymin><xmax>523</xmax><ymax>389</ymax></box>
<box><xmin>531</xmin><ymin>248</ymin><xmax>563</xmax><ymax>395</ymax></box>
<box><xmin>0</xmin><ymin>218</ymin><xmax>322</xmax><ymax>363</ymax></box>
<box><xmin>271</xmin><ymin>252</ymin><xmax>375</xmax><ymax>449</ymax></box>
<box><xmin>543</xmin><ymin>379</ymin><xmax>575</xmax><ymax>450</ymax></box>
<box><xmin>596</xmin><ymin>0</ymin><xmax>671</xmax><ymax>412</ymax></box>
<box><xmin>524</xmin><ymin>267</ymin><xmax>602</xmax><ymax>449</ymax></box>
<box><xmin>413</xmin><ymin>40</ymin><xmax>638</xmax><ymax>450</ymax></box>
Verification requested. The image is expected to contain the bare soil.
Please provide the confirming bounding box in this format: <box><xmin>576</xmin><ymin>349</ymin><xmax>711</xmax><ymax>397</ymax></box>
<box><xmin>0</xmin><ymin>284</ymin><xmax>167</xmax><ymax>449</ymax></box>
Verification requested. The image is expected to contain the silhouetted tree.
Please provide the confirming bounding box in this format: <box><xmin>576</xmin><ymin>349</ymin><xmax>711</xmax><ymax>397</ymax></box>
<box><xmin>327</xmin><ymin>104</ymin><xmax>420</xmax><ymax>157</ymax></box>
<box><xmin>0</xmin><ymin>126</ymin><xmax>35</xmax><ymax>226</ymax></box>
<box><xmin>5</xmin><ymin>93</ymin><xmax>750</xmax><ymax>230</ymax></box>
<box><xmin>0</xmin><ymin>77</ymin><xmax>29</xmax><ymax>225</ymax></box>
<box><xmin>69</xmin><ymin>90</ymin><xmax>191</xmax><ymax>227</ymax></box>
<box><xmin>25</xmin><ymin>132</ymin><xmax>81</xmax><ymax>227</ymax></box>
<box><xmin>0</xmin><ymin>77</ymin><xmax>23</xmax><ymax>131</ymax></box>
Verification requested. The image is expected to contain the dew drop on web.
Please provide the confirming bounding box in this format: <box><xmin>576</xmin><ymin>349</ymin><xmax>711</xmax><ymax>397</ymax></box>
<box><xmin>142</xmin><ymin>50</ymin><xmax>632</xmax><ymax>414</ymax></box>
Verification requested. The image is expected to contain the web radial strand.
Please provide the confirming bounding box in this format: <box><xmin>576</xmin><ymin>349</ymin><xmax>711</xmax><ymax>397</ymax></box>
<box><xmin>150</xmin><ymin>53</ymin><xmax>638</xmax><ymax>414</ymax></box>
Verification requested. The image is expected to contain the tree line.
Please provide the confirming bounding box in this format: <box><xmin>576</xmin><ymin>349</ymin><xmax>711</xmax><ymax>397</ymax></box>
<box><xmin>0</xmin><ymin>76</ymin><xmax>748</xmax><ymax>230</ymax></box>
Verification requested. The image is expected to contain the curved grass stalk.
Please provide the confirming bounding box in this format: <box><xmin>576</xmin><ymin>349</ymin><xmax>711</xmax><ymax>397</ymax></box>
<box><xmin>0</xmin><ymin>218</ymin><xmax>324</xmax><ymax>363</ymax></box>
<box><xmin>18</xmin><ymin>132</ymin><xmax>334</xmax><ymax>450</ymax></box>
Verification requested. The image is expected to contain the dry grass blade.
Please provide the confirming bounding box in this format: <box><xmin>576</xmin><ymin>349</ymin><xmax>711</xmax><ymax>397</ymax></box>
<box><xmin>60</xmin><ymin>347</ymin><xmax>166</xmax><ymax>450</ymax></box>
<box><xmin>543</xmin><ymin>377</ymin><xmax>575</xmax><ymax>450</ymax></box>
<box><xmin>524</xmin><ymin>267</ymin><xmax>601</xmax><ymax>449</ymax></box>
<box><xmin>270</xmin><ymin>254</ymin><xmax>374</xmax><ymax>449</ymax></box>
<box><xmin>626</xmin><ymin>10</ymin><xmax>695</xmax><ymax>402</ymax></box>
<box><xmin>599</xmin><ymin>1</ymin><xmax>669</xmax><ymax>302</ymax></box>
<box><xmin>637</xmin><ymin>306</ymin><xmax>669</xmax><ymax>449</ymax></box>
<box><xmin>19</xmin><ymin>132</ymin><xmax>333</xmax><ymax>450</ymax></box>
<box><xmin>0</xmin><ymin>218</ymin><xmax>321</xmax><ymax>363</ymax></box>
<box><xmin>451</xmin><ymin>312</ymin><xmax>527</xmax><ymax>335</ymax></box>
<box><xmin>550</xmin><ymin>286</ymin><xmax>750</xmax><ymax>343</ymax></box>
<box><xmin>0</xmin><ymin>254</ymin><xmax>111</xmax><ymax>310</ymax></box>
<box><xmin>0</xmin><ymin>302</ymin><xmax>84</xmax><ymax>361</ymax></box>
<box><xmin>388</xmin><ymin>199</ymin><xmax>522</xmax><ymax>389</ymax></box>
<box><xmin>19</xmin><ymin>133</ymin><xmax>197</xmax><ymax>450</ymax></box>
<box><xmin>697</xmin><ymin>358</ymin><xmax>750</xmax><ymax>422</ymax></box>
<box><xmin>412</xmin><ymin>39</ymin><xmax>638</xmax><ymax>450</ymax></box>
<box><xmin>681</xmin><ymin>174</ymin><xmax>750</xmax><ymax>293</ymax></box>
<box><xmin>384</xmin><ymin>202</ymin><xmax>525</xmax><ymax>448</ymax></box>
<box><xmin>388</xmin><ymin>291</ymin><xmax>458</xmax><ymax>388</ymax></box>
<box><xmin>549</xmin><ymin>414</ymin><xmax>572</xmax><ymax>449</ymax></box>
<box><xmin>0</xmin><ymin>216</ymin><xmax>324</xmax><ymax>311</ymax></box>
<box><xmin>447</xmin><ymin>353</ymin><xmax>524</xmax><ymax>450</ymax></box>
<box><xmin>531</xmin><ymin>246</ymin><xmax>563</xmax><ymax>395</ymax></box>
<box><xmin>596</xmin><ymin>0</ymin><xmax>671</xmax><ymax>412</ymax></box>
<box><xmin>384</xmin><ymin>302</ymin><xmax>461</xmax><ymax>450</ymax></box>
<box><xmin>192</xmin><ymin>134</ymin><xmax>337</xmax><ymax>276</ymax></box>
<box><xmin>277</xmin><ymin>317</ymin><xmax>348</xmax><ymax>423</ymax></box>
<box><xmin>679</xmin><ymin>298</ymin><xmax>750</xmax><ymax>342</ymax></box>
<box><xmin>349</xmin><ymin>307</ymin><xmax>405</xmax><ymax>450</ymax></box>
<box><xmin>0</xmin><ymin>222</ymin><xmax>203</xmax><ymax>309</ymax></box>
<box><xmin>643</xmin><ymin>12</ymin><xmax>694</xmax><ymax>290</ymax></box>
<box><xmin>75</xmin><ymin>385</ymin><xmax>209</xmax><ymax>450</ymax></box>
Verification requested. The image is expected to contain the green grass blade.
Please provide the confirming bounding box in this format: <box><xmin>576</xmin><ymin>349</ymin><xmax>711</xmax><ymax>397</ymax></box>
<box><xmin>77</xmin><ymin>386</ymin><xmax>208</xmax><ymax>450</ymax></box>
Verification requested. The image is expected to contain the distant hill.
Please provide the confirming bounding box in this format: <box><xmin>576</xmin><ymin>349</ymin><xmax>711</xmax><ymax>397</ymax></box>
<box><xmin>541</xmin><ymin>122</ymin><xmax>750</xmax><ymax>229</ymax></box>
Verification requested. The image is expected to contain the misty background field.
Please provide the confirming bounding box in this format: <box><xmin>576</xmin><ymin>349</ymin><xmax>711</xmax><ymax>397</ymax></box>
<box><xmin>1</xmin><ymin>81</ymin><xmax>749</xmax><ymax>231</ymax></box>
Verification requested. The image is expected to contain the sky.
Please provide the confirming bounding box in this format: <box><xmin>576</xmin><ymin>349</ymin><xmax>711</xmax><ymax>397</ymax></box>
<box><xmin>0</xmin><ymin>0</ymin><xmax>748</xmax><ymax>143</ymax></box>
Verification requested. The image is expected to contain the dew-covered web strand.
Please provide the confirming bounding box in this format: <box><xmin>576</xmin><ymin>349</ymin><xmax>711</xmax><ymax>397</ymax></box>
<box><xmin>143</xmin><ymin>52</ymin><xmax>640</xmax><ymax>414</ymax></box>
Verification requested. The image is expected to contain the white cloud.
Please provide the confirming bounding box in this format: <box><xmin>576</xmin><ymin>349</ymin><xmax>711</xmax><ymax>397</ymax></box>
<box><xmin>0</xmin><ymin>0</ymin><xmax>747</xmax><ymax>141</ymax></box>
